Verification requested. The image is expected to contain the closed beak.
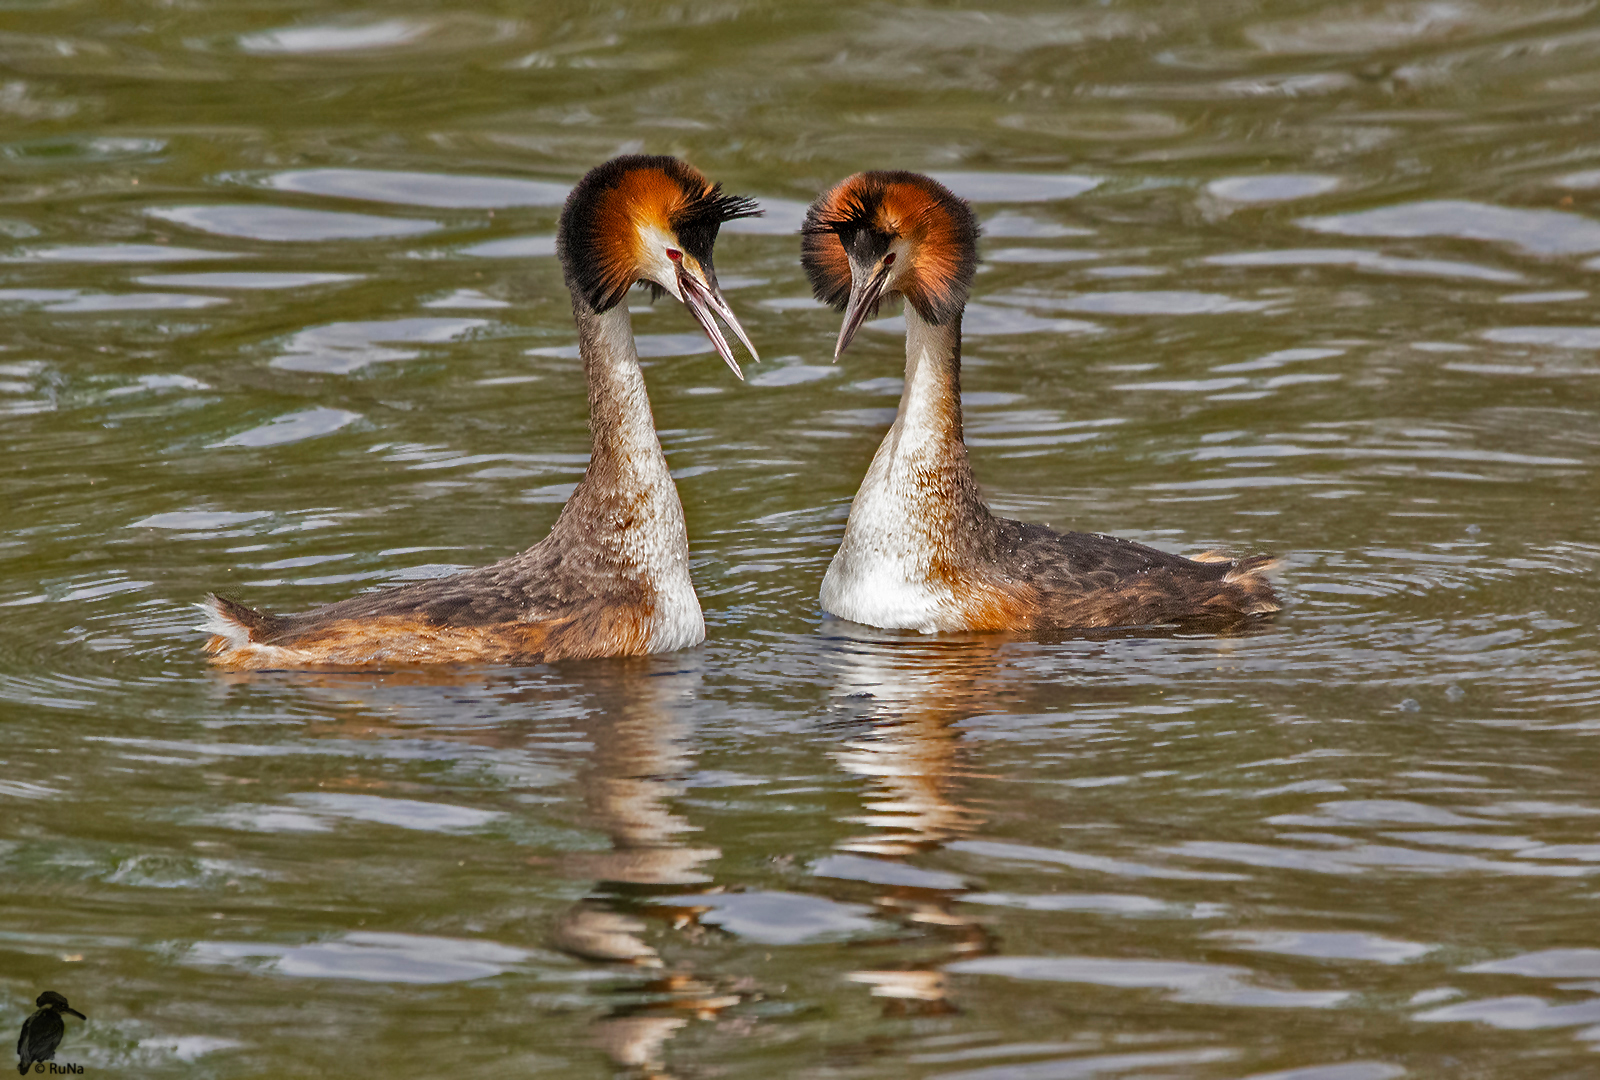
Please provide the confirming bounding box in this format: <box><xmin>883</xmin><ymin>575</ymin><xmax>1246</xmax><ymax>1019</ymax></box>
<box><xmin>834</xmin><ymin>259</ymin><xmax>894</xmax><ymax>360</ymax></box>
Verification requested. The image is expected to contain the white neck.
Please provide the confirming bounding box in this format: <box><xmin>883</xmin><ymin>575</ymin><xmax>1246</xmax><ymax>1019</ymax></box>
<box><xmin>820</xmin><ymin>306</ymin><xmax>977</xmax><ymax>632</ymax></box>
<box><xmin>897</xmin><ymin>307</ymin><xmax>964</xmax><ymax>447</ymax></box>
<box><xmin>556</xmin><ymin>299</ymin><xmax>704</xmax><ymax>651</ymax></box>
<box><xmin>581</xmin><ymin>302</ymin><xmax>674</xmax><ymax>493</ymax></box>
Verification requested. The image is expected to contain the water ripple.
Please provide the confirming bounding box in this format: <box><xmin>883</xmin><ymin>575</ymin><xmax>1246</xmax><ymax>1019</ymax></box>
<box><xmin>264</xmin><ymin>168</ymin><xmax>569</xmax><ymax>208</ymax></box>
<box><xmin>151</xmin><ymin>205</ymin><xmax>440</xmax><ymax>242</ymax></box>
<box><xmin>190</xmin><ymin>932</ymin><xmax>530</xmax><ymax>983</ymax></box>
<box><xmin>948</xmin><ymin>955</ymin><xmax>1349</xmax><ymax>1009</ymax></box>
<box><xmin>1299</xmin><ymin>200</ymin><xmax>1600</xmax><ymax>257</ymax></box>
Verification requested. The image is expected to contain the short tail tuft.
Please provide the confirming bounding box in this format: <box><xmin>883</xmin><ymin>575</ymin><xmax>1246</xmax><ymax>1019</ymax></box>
<box><xmin>1225</xmin><ymin>554</ymin><xmax>1280</xmax><ymax>581</ymax></box>
<box><xmin>198</xmin><ymin>594</ymin><xmax>282</xmax><ymax>655</ymax></box>
<box><xmin>1223</xmin><ymin>554</ymin><xmax>1281</xmax><ymax>614</ymax></box>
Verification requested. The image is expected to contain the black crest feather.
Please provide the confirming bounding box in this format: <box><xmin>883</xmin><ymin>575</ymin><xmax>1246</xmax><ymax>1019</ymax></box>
<box><xmin>672</xmin><ymin>187</ymin><xmax>762</xmax><ymax>269</ymax></box>
<box><xmin>558</xmin><ymin>155</ymin><xmax>761</xmax><ymax>313</ymax></box>
<box><xmin>801</xmin><ymin>171</ymin><xmax>978</xmax><ymax>325</ymax></box>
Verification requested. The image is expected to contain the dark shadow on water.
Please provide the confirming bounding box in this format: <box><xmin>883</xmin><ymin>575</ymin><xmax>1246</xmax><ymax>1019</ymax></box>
<box><xmin>1030</xmin><ymin>612</ymin><xmax>1281</xmax><ymax>643</ymax></box>
<box><xmin>818</xmin><ymin>610</ymin><xmax>1278</xmax><ymax>651</ymax></box>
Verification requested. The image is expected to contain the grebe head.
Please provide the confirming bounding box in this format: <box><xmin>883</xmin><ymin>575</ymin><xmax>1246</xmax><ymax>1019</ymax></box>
<box><xmin>801</xmin><ymin>171</ymin><xmax>977</xmax><ymax>359</ymax></box>
<box><xmin>558</xmin><ymin>154</ymin><xmax>763</xmax><ymax>377</ymax></box>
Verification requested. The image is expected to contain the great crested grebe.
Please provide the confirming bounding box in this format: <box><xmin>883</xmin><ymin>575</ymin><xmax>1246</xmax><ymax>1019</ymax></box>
<box><xmin>202</xmin><ymin>155</ymin><xmax>760</xmax><ymax>669</ymax></box>
<box><xmin>802</xmin><ymin>170</ymin><xmax>1278</xmax><ymax>633</ymax></box>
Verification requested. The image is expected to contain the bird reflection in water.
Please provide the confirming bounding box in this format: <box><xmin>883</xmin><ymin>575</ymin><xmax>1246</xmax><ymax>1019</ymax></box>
<box><xmin>820</xmin><ymin>628</ymin><xmax>1006</xmax><ymax>1015</ymax></box>
<box><xmin>545</xmin><ymin>663</ymin><xmax>742</xmax><ymax>1077</ymax></box>
<box><xmin>230</xmin><ymin>663</ymin><xmax>741</xmax><ymax>1076</ymax></box>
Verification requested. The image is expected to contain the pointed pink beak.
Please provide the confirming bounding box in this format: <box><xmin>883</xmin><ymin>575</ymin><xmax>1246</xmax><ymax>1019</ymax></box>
<box><xmin>677</xmin><ymin>263</ymin><xmax>759</xmax><ymax>380</ymax></box>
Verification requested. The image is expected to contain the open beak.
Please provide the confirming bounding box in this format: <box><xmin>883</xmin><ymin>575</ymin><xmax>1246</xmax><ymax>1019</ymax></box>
<box><xmin>834</xmin><ymin>259</ymin><xmax>894</xmax><ymax>360</ymax></box>
<box><xmin>677</xmin><ymin>264</ymin><xmax>759</xmax><ymax>380</ymax></box>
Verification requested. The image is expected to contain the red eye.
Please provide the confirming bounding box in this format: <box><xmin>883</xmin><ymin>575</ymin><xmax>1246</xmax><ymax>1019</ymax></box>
<box><xmin>883</xmin><ymin>253</ymin><xmax>896</xmax><ymax>266</ymax></box>
<box><xmin>666</xmin><ymin>249</ymin><xmax>682</xmax><ymax>263</ymax></box>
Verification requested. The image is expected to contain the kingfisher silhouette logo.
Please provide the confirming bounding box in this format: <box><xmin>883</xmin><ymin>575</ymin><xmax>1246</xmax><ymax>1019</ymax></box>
<box><xmin>15</xmin><ymin>992</ymin><xmax>85</xmax><ymax>1075</ymax></box>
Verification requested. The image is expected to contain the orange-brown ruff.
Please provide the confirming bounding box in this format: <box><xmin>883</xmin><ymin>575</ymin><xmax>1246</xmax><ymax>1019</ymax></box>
<box><xmin>803</xmin><ymin>171</ymin><xmax>1278</xmax><ymax>633</ymax></box>
<box><xmin>203</xmin><ymin>155</ymin><xmax>759</xmax><ymax>669</ymax></box>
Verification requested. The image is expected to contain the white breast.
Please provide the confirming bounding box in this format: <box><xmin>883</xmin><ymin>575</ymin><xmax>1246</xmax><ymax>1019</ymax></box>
<box><xmin>819</xmin><ymin>388</ymin><xmax>962</xmax><ymax>633</ymax></box>
<box><xmin>820</xmin><ymin>306</ymin><xmax>974</xmax><ymax>634</ymax></box>
<box><xmin>582</xmin><ymin>304</ymin><xmax>707</xmax><ymax>655</ymax></box>
<box><xmin>640</xmin><ymin>488</ymin><xmax>706</xmax><ymax>653</ymax></box>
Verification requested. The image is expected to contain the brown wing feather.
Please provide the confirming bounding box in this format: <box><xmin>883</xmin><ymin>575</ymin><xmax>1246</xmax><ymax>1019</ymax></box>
<box><xmin>208</xmin><ymin>593</ymin><xmax>286</xmax><ymax>639</ymax></box>
<box><xmin>205</xmin><ymin>531</ymin><xmax>656</xmax><ymax>670</ymax></box>
<box><xmin>978</xmin><ymin>518</ymin><xmax>1279</xmax><ymax>630</ymax></box>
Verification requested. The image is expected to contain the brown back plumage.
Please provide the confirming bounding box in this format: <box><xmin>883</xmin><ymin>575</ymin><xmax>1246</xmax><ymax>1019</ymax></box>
<box><xmin>981</xmin><ymin>524</ymin><xmax>1280</xmax><ymax>630</ymax></box>
<box><xmin>202</xmin><ymin>512</ymin><xmax>662</xmax><ymax>669</ymax></box>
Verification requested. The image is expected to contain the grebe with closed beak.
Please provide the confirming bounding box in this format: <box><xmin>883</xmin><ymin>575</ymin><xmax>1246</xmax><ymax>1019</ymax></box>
<box><xmin>802</xmin><ymin>170</ymin><xmax>1278</xmax><ymax>634</ymax></box>
<box><xmin>203</xmin><ymin>155</ymin><xmax>760</xmax><ymax>669</ymax></box>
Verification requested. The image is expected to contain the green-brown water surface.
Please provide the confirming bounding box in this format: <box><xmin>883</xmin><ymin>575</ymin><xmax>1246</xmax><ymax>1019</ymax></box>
<box><xmin>6</xmin><ymin>1</ymin><xmax>1600</xmax><ymax>1076</ymax></box>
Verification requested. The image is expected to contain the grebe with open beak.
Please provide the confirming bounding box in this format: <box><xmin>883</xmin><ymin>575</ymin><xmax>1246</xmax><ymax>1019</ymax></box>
<box><xmin>803</xmin><ymin>171</ymin><xmax>1277</xmax><ymax>634</ymax></box>
<box><xmin>203</xmin><ymin>155</ymin><xmax>760</xmax><ymax>669</ymax></box>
